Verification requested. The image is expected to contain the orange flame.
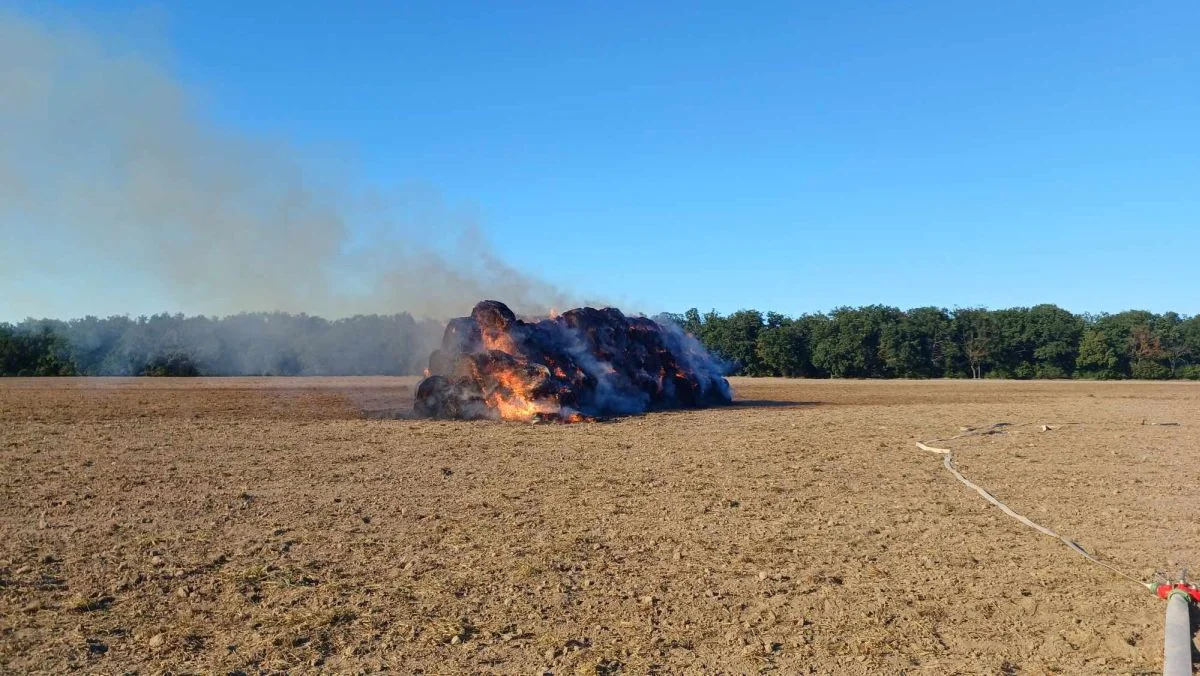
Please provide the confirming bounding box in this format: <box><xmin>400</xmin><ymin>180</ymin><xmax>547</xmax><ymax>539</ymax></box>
<box><xmin>468</xmin><ymin>334</ymin><xmax>581</xmax><ymax>422</ymax></box>
<box><xmin>483</xmin><ymin>369</ymin><xmax>545</xmax><ymax>418</ymax></box>
<box><xmin>481</xmin><ymin>328</ymin><xmax>521</xmax><ymax>355</ymax></box>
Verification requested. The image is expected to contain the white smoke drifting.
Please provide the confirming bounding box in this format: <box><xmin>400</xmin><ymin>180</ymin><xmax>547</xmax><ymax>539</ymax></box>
<box><xmin>0</xmin><ymin>10</ymin><xmax>575</xmax><ymax>321</ymax></box>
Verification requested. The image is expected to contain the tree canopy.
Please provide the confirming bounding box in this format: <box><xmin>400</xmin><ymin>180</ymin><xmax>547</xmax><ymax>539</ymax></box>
<box><xmin>668</xmin><ymin>305</ymin><xmax>1200</xmax><ymax>380</ymax></box>
<box><xmin>3</xmin><ymin>305</ymin><xmax>1199</xmax><ymax>379</ymax></box>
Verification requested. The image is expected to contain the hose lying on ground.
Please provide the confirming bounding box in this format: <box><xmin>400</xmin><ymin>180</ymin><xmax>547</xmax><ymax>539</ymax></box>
<box><xmin>1162</xmin><ymin>589</ymin><xmax>1193</xmax><ymax>676</ymax></box>
<box><xmin>918</xmin><ymin>421</ymin><xmax>1197</xmax><ymax>672</ymax></box>
<box><xmin>916</xmin><ymin>422</ymin><xmax>1153</xmax><ymax>591</ymax></box>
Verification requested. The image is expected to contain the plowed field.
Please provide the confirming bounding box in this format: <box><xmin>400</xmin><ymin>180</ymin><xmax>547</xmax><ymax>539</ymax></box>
<box><xmin>1</xmin><ymin>378</ymin><xmax>1197</xmax><ymax>673</ymax></box>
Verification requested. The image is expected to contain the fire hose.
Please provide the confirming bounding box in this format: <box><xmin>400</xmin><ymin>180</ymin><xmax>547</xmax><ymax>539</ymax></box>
<box><xmin>917</xmin><ymin>423</ymin><xmax>1196</xmax><ymax>674</ymax></box>
<box><xmin>1161</xmin><ymin>583</ymin><xmax>1200</xmax><ymax>676</ymax></box>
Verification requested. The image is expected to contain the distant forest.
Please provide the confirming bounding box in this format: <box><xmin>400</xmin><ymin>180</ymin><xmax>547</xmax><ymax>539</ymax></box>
<box><xmin>0</xmin><ymin>313</ymin><xmax>443</xmax><ymax>377</ymax></box>
<box><xmin>667</xmin><ymin>305</ymin><xmax>1200</xmax><ymax>380</ymax></box>
<box><xmin>2</xmin><ymin>305</ymin><xmax>1199</xmax><ymax>380</ymax></box>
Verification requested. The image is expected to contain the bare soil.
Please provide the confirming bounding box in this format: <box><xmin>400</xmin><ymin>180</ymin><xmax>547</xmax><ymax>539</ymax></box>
<box><xmin>1</xmin><ymin>377</ymin><xmax>1197</xmax><ymax>674</ymax></box>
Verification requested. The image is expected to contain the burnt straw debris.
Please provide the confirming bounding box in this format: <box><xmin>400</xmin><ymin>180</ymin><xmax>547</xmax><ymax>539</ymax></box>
<box><xmin>414</xmin><ymin>300</ymin><xmax>732</xmax><ymax>422</ymax></box>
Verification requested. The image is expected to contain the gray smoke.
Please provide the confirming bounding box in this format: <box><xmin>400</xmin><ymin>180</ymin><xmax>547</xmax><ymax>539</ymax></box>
<box><xmin>0</xmin><ymin>10</ymin><xmax>575</xmax><ymax>321</ymax></box>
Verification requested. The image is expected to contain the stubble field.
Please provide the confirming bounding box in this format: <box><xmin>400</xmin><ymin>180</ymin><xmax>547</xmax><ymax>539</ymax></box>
<box><xmin>1</xmin><ymin>377</ymin><xmax>1197</xmax><ymax>674</ymax></box>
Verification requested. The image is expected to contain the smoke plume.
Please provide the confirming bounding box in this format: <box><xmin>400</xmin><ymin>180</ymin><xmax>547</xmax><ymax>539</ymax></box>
<box><xmin>0</xmin><ymin>10</ymin><xmax>574</xmax><ymax>321</ymax></box>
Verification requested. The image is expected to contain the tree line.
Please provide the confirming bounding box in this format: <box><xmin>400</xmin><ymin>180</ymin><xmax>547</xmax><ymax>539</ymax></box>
<box><xmin>664</xmin><ymin>305</ymin><xmax>1200</xmax><ymax>380</ymax></box>
<box><xmin>3</xmin><ymin>305</ymin><xmax>1199</xmax><ymax>379</ymax></box>
<box><xmin>1</xmin><ymin>313</ymin><xmax>443</xmax><ymax>377</ymax></box>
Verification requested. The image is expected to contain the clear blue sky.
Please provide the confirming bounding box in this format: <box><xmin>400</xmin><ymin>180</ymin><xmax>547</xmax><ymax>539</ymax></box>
<box><xmin>5</xmin><ymin>1</ymin><xmax>1198</xmax><ymax>319</ymax></box>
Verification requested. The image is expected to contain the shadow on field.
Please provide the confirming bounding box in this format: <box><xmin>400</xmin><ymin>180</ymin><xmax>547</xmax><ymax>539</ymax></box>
<box><xmin>359</xmin><ymin>401</ymin><xmax>819</xmax><ymax>422</ymax></box>
<box><xmin>361</xmin><ymin>408</ymin><xmax>419</xmax><ymax>420</ymax></box>
<box><xmin>731</xmin><ymin>399</ymin><xmax>821</xmax><ymax>409</ymax></box>
<box><xmin>1191</xmin><ymin>607</ymin><xmax>1199</xmax><ymax>665</ymax></box>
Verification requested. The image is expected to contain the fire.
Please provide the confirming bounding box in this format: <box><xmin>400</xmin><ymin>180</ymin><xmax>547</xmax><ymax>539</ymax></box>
<box><xmin>480</xmin><ymin>327</ymin><xmax>521</xmax><ymax>355</ymax></box>
<box><xmin>481</xmin><ymin>367</ymin><xmax>556</xmax><ymax>421</ymax></box>
<box><xmin>413</xmin><ymin>300</ymin><xmax>732</xmax><ymax>422</ymax></box>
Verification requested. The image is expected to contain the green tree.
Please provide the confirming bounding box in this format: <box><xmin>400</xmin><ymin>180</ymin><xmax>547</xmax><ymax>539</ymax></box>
<box><xmin>1076</xmin><ymin>310</ymin><xmax>1159</xmax><ymax>379</ymax></box>
<box><xmin>1179</xmin><ymin>316</ymin><xmax>1200</xmax><ymax>375</ymax></box>
<box><xmin>0</xmin><ymin>325</ymin><xmax>76</xmax><ymax>376</ymax></box>
<box><xmin>881</xmin><ymin>307</ymin><xmax>953</xmax><ymax>378</ymax></box>
<box><xmin>1152</xmin><ymin>312</ymin><xmax>1189</xmax><ymax>376</ymax></box>
<box><xmin>1025</xmin><ymin>304</ymin><xmax>1084</xmax><ymax>378</ymax></box>
<box><xmin>810</xmin><ymin>306</ymin><xmax>901</xmax><ymax>378</ymax></box>
<box><xmin>756</xmin><ymin>317</ymin><xmax>812</xmax><ymax>377</ymax></box>
<box><xmin>950</xmin><ymin>309</ymin><xmax>995</xmax><ymax>378</ymax></box>
<box><xmin>1076</xmin><ymin>328</ymin><xmax>1123</xmax><ymax>379</ymax></box>
<box><xmin>142</xmin><ymin>352</ymin><xmax>201</xmax><ymax>377</ymax></box>
<box><xmin>691</xmin><ymin>310</ymin><xmax>765</xmax><ymax>375</ymax></box>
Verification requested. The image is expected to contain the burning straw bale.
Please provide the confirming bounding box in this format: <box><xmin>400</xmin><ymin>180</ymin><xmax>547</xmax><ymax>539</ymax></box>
<box><xmin>414</xmin><ymin>300</ymin><xmax>732</xmax><ymax>422</ymax></box>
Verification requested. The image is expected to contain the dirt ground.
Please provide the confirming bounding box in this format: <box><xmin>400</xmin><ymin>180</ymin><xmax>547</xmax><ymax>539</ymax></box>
<box><xmin>1</xmin><ymin>377</ymin><xmax>1197</xmax><ymax>674</ymax></box>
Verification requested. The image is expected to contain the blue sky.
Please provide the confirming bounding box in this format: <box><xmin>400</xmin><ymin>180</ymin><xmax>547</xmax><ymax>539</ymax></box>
<box><xmin>4</xmin><ymin>1</ymin><xmax>1198</xmax><ymax>320</ymax></box>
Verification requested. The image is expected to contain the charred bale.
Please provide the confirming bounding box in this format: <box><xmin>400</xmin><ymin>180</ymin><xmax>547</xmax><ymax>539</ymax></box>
<box><xmin>471</xmin><ymin>300</ymin><xmax>516</xmax><ymax>332</ymax></box>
